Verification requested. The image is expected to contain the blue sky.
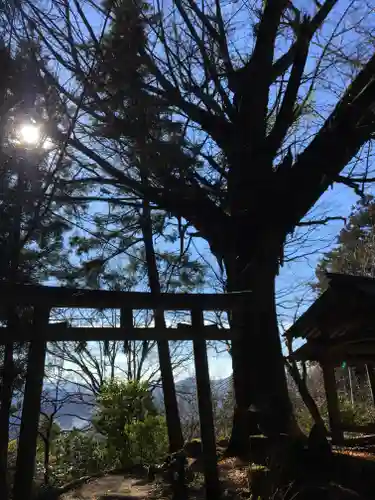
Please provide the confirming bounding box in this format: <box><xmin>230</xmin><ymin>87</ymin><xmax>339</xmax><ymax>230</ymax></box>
<box><xmin>59</xmin><ymin>182</ymin><xmax>361</xmax><ymax>383</ymax></box>
<box><xmin>50</xmin><ymin>0</ymin><xmax>373</xmax><ymax>383</ymax></box>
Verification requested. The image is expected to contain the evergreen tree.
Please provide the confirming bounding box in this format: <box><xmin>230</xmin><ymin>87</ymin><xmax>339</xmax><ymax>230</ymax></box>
<box><xmin>92</xmin><ymin>379</ymin><xmax>168</xmax><ymax>467</ymax></box>
<box><xmin>0</xmin><ymin>41</ymin><xmax>76</xmax><ymax>498</ymax></box>
<box><xmin>65</xmin><ymin>196</ymin><xmax>205</xmax><ymax>452</ymax></box>
<box><xmin>66</xmin><ymin>204</ymin><xmax>205</xmax><ymax>291</ymax></box>
<box><xmin>315</xmin><ymin>196</ymin><xmax>375</xmax><ymax>293</ymax></box>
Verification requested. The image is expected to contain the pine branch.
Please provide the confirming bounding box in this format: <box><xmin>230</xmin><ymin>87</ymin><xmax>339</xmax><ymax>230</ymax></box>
<box><xmin>52</xmin><ymin>130</ymin><xmax>231</xmax><ymax>258</ymax></box>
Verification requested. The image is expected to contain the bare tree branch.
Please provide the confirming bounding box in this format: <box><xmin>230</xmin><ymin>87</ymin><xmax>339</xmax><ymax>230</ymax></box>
<box><xmin>297</xmin><ymin>216</ymin><xmax>346</xmax><ymax>227</ymax></box>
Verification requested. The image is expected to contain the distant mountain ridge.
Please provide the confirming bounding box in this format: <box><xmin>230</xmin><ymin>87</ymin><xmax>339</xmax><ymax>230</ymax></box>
<box><xmin>10</xmin><ymin>376</ymin><xmax>232</xmax><ymax>436</ymax></box>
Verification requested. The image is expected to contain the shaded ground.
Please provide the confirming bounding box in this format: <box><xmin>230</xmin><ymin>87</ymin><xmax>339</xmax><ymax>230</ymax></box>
<box><xmin>334</xmin><ymin>435</ymin><xmax>375</xmax><ymax>460</ymax></box>
<box><xmin>58</xmin><ymin>459</ymin><xmax>249</xmax><ymax>500</ymax></box>
<box><xmin>218</xmin><ymin>457</ymin><xmax>248</xmax><ymax>491</ymax></box>
<box><xmin>60</xmin><ymin>474</ymin><xmax>157</xmax><ymax>500</ymax></box>
<box><xmin>58</xmin><ymin>440</ymin><xmax>375</xmax><ymax>500</ymax></box>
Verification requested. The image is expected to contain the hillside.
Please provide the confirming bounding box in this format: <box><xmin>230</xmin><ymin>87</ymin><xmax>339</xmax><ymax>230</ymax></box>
<box><xmin>10</xmin><ymin>376</ymin><xmax>233</xmax><ymax>436</ymax></box>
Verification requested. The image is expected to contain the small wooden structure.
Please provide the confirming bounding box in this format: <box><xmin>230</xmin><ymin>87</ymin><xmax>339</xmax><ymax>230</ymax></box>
<box><xmin>0</xmin><ymin>282</ymin><xmax>249</xmax><ymax>500</ymax></box>
<box><xmin>288</xmin><ymin>273</ymin><xmax>375</xmax><ymax>444</ymax></box>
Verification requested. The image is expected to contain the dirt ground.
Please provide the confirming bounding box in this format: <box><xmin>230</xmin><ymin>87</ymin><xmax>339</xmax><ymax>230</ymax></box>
<box><xmin>59</xmin><ymin>458</ymin><xmax>249</xmax><ymax>500</ymax></box>
<box><xmin>60</xmin><ymin>474</ymin><xmax>158</xmax><ymax>500</ymax></box>
<box><xmin>58</xmin><ymin>443</ymin><xmax>375</xmax><ymax>500</ymax></box>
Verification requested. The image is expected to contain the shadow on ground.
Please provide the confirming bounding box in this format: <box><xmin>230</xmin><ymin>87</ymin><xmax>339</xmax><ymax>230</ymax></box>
<box><xmin>97</xmin><ymin>496</ymin><xmax>142</xmax><ymax>500</ymax></box>
<box><xmin>131</xmin><ymin>478</ymin><xmax>150</xmax><ymax>486</ymax></box>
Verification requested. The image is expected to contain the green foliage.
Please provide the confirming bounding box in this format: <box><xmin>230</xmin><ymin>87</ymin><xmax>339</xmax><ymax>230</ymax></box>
<box><xmin>291</xmin><ymin>365</ymin><xmax>375</xmax><ymax>435</ymax></box>
<box><xmin>212</xmin><ymin>382</ymin><xmax>234</xmax><ymax>440</ymax></box>
<box><xmin>294</xmin><ymin>397</ymin><xmax>375</xmax><ymax>435</ymax></box>
<box><xmin>315</xmin><ymin>196</ymin><xmax>375</xmax><ymax>293</ymax></box>
<box><xmin>7</xmin><ymin>439</ymin><xmax>18</xmax><ymax>470</ymax></box>
<box><xmin>7</xmin><ymin>439</ymin><xmax>17</xmax><ymax>454</ymax></box>
<box><xmin>339</xmin><ymin>397</ymin><xmax>375</xmax><ymax>426</ymax></box>
<box><xmin>124</xmin><ymin>414</ymin><xmax>168</xmax><ymax>464</ymax></box>
<box><xmin>93</xmin><ymin>379</ymin><xmax>167</xmax><ymax>466</ymax></box>
<box><xmin>67</xmin><ymin>206</ymin><xmax>207</xmax><ymax>292</ymax></box>
<box><xmin>37</xmin><ymin>415</ymin><xmax>61</xmax><ymax>457</ymax></box>
<box><xmin>0</xmin><ymin>41</ymin><xmax>79</xmax><ymax>295</ymax></box>
<box><xmin>52</xmin><ymin>430</ymin><xmax>108</xmax><ymax>481</ymax></box>
<box><xmin>294</xmin><ymin>401</ymin><xmax>329</xmax><ymax>435</ymax></box>
<box><xmin>95</xmin><ymin>379</ymin><xmax>157</xmax><ymax>431</ymax></box>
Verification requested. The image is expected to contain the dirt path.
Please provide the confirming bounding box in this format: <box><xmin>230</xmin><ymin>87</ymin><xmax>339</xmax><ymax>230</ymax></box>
<box><xmin>59</xmin><ymin>458</ymin><xmax>249</xmax><ymax>500</ymax></box>
<box><xmin>60</xmin><ymin>474</ymin><xmax>156</xmax><ymax>500</ymax></box>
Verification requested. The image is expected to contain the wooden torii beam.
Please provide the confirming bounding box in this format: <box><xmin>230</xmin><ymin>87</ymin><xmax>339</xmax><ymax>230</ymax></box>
<box><xmin>0</xmin><ymin>282</ymin><xmax>249</xmax><ymax>309</ymax></box>
<box><xmin>0</xmin><ymin>324</ymin><xmax>238</xmax><ymax>342</ymax></box>
<box><xmin>1</xmin><ymin>284</ymin><xmax>250</xmax><ymax>500</ymax></box>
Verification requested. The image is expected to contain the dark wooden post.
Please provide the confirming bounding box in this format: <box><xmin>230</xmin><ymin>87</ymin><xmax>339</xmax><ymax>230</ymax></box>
<box><xmin>121</xmin><ymin>308</ymin><xmax>134</xmax><ymax>381</ymax></box>
<box><xmin>366</xmin><ymin>364</ymin><xmax>375</xmax><ymax>407</ymax></box>
<box><xmin>155</xmin><ymin>308</ymin><xmax>184</xmax><ymax>453</ymax></box>
<box><xmin>321</xmin><ymin>361</ymin><xmax>343</xmax><ymax>444</ymax></box>
<box><xmin>13</xmin><ymin>307</ymin><xmax>50</xmax><ymax>500</ymax></box>
<box><xmin>120</xmin><ymin>307</ymin><xmax>133</xmax><ymax>329</ymax></box>
<box><xmin>191</xmin><ymin>309</ymin><xmax>220</xmax><ymax>499</ymax></box>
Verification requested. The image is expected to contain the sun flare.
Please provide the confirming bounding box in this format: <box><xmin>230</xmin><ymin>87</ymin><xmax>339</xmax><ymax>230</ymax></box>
<box><xmin>19</xmin><ymin>124</ymin><xmax>41</xmax><ymax>145</ymax></box>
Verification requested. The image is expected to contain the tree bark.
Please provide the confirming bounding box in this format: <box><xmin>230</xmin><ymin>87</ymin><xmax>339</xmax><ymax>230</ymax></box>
<box><xmin>225</xmin><ymin>253</ymin><xmax>301</xmax><ymax>457</ymax></box>
<box><xmin>366</xmin><ymin>364</ymin><xmax>375</xmax><ymax>407</ymax></box>
<box><xmin>348</xmin><ymin>366</ymin><xmax>355</xmax><ymax>407</ymax></box>
<box><xmin>140</xmin><ymin>189</ymin><xmax>184</xmax><ymax>453</ymax></box>
<box><xmin>321</xmin><ymin>361</ymin><xmax>343</xmax><ymax>444</ymax></box>
<box><xmin>286</xmin><ymin>360</ymin><xmax>326</xmax><ymax>433</ymax></box>
<box><xmin>0</xmin><ymin>341</ymin><xmax>14</xmax><ymax>500</ymax></box>
<box><xmin>44</xmin><ymin>433</ymin><xmax>50</xmax><ymax>486</ymax></box>
<box><xmin>1</xmin><ymin>168</ymin><xmax>25</xmax><ymax>497</ymax></box>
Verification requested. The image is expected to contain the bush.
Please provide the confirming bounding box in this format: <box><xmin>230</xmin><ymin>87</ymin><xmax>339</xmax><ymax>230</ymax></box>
<box><xmin>125</xmin><ymin>414</ymin><xmax>168</xmax><ymax>464</ymax></box>
<box><xmin>93</xmin><ymin>379</ymin><xmax>168</xmax><ymax>467</ymax></box>
<box><xmin>8</xmin><ymin>439</ymin><xmax>18</xmax><ymax>467</ymax></box>
<box><xmin>295</xmin><ymin>395</ymin><xmax>375</xmax><ymax>436</ymax></box>
<box><xmin>26</xmin><ymin>379</ymin><xmax>170</xmax><ymax>486</ymax></box>
<box><xmin>52</xmin><ymin>430</ymin><xmax>109</xmax><ymax>482</ymax></box>
<box><xmin>339</xmin><ymin>398</ymin><xmax>375</xmax><ymax>426</ymax></box>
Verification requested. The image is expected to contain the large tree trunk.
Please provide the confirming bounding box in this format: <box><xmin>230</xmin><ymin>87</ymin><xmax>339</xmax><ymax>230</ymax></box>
<box><xmin>226</xmin><ymin>253</ymin><xmax>301</xmax><ymax>457</ymax></box>
<box><xmin>0</xmin><ymin>342</ymin><xmax>14</xmax><ymax>500</ymax></box>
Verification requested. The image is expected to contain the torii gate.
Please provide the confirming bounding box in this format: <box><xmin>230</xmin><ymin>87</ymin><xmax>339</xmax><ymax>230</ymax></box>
<box><xmin>0</xmin><ymin>282</ymin><xmax>249</xmax><ymax>500</ymax></box>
